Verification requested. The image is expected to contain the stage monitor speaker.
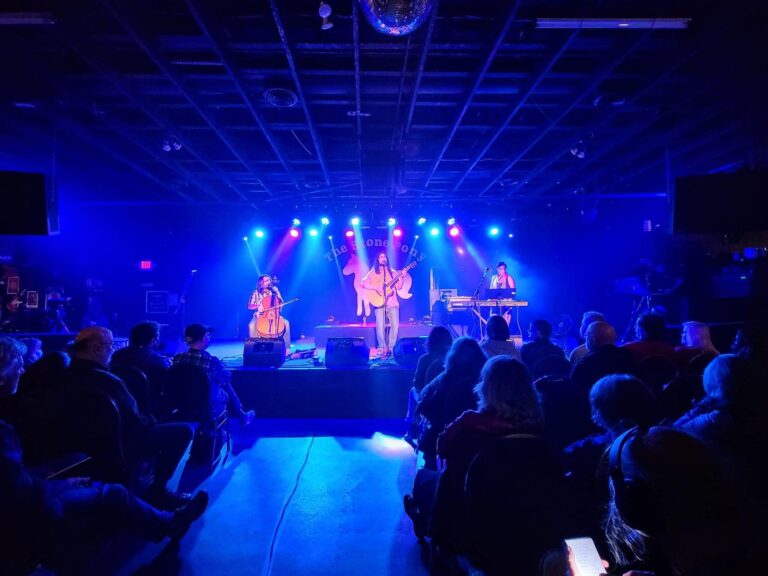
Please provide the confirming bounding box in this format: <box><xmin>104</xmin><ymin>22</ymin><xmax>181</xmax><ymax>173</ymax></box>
<box><xmin>0</xmin><ymin>170</ymin><xmax>59</xmax><ymax>235</ymax></box>
<box><xmin>393</xmin><ymin>336</ymin><xmax>427</xmax><ymax>368</ymax></box>
<box><xmin>243</xmin><ymin>338</ymin><xmax>285</xmax><ymax>368</ymax></box>
<box><xmin>325</xmin><ymin>337</ymin><xmax>369</xmax><ymax>368</ymax></box>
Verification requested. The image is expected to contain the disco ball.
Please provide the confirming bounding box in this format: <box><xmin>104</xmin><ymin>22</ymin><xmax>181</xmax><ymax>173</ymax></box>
<box><xmin>358</xmin><ymin>0</ymin><xmax>435</xmax><ymax>36</ymax></box>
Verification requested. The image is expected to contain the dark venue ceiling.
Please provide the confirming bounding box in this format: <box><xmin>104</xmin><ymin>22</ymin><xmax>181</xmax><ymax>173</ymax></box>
<box><xmin>0</xmin><ymin>0</ymin><xmax>766</xmax><ymax>214</ymax></box>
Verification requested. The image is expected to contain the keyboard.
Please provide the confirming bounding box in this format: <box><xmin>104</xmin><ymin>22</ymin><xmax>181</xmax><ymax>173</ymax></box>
<box><xmin>446</xmin><ymin>296</ymin><xmax>529</xmax><ymax>311</ymax></box>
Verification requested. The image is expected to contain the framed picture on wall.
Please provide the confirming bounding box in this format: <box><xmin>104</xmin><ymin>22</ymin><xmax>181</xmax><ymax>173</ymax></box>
<box><xmin>26</xmin><ymin>291</ymin><xmax>39</xmax><ymax>309</ymax></box>
<box><xmin>7</xmin><ymin>276</ymin><xmax>19</xmax><ymax>294</ymax></box>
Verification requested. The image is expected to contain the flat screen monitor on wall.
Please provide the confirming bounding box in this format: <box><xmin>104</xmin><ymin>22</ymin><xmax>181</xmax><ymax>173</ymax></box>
<box><xmin>0</xmin><ymin>170</ymin><xmax>59</xmax><ymax>235</ymax></box>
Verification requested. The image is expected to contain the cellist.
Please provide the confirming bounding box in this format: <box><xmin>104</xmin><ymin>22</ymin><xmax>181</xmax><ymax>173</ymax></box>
<box><xmin>248</xmin><ymin>274</ymin><xmax>291</xmax><ymax>352</ymax></box>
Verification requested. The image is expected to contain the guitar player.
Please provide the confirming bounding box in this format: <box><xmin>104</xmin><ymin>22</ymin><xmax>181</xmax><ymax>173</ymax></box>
<box><xmin>361</xmin><ymin>253</ymin><xmax>406</xmax><ymax>357</ymax></box>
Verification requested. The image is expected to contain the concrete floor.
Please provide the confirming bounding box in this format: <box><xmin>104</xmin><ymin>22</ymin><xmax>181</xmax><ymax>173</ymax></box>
<box><xmin>120</xmin><ymin>420</ymin><xmax>427</xmax><ymax>576</ymax></box>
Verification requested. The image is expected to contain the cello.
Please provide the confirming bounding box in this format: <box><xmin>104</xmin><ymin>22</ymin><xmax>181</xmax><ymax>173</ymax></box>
<box><xmin>248</xmin><ymin>281</ymin><xmax>298</xmax><ymax>338</ymax></box>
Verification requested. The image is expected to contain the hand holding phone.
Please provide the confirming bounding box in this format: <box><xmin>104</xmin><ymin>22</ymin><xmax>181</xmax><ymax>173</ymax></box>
<box><xmin>565</xmin><ymin>537</ymin><xmax>607</xmax><ymax>576</ymax></box>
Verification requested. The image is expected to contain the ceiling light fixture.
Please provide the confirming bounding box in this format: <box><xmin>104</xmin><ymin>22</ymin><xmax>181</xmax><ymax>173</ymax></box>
<box><xmin>319</xmin><ymin>1</ymin><xmax>334</xmax><ymax>30</ymax></box>
<box><xmin>535</xmin><ymin>17</ymin><xmax>691</xmax><ymax>29</ymax></box>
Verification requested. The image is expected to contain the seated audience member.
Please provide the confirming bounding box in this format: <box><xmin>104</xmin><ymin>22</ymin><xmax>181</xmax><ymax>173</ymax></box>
<box><xmin>111</xmin><ymin>321</ymin><xmax>171</xmax><ymax>406</ymax></box>
<box><xmin>17</xmin><ymin>351</ymin><xmax>70</xmax><ymax>401</ymax></box>
<box><xmin>479</xmin><ymin>314</ymin><xmax>521</xmax><ymax>361</ymax></box>
<box><xmin>431</xmin><ymin>357</ymin><xmax>561</xmax><ymax>574</ymax></box>
<box><xmin>730</xmin><ymin>325</ymin><xmax>768</xmax><ymax>369</ymax></box>
<box><xmin>621</xmin><ymin>313</ymin><xmax>677</xmax><ymax>364</ymax></box>
<box><xmin>605</xmin><ymin>427</ymin><xmax>756</xmax><ymax>575</ymax></box>
<box><xmin>405</xmin><ymin>326</ymin><xmax>453</xmax><ymax>446</ymax></box>
<box><xmin>0</xmin><ymin>336</ymin><xmax>208</xmax><ymax>575</ymax></box>
<box><xmin>416</xmin><ymin>337</ymin><xmax>486</xmax><ymax>469</ymax></box>
<box><xmin>571</xmin><ymin>322</ymin><xmax>636</xmax><ymax>396</ymax></box>
<box><xmin>568</xmin><ymin>311</ymin><xmax>606</xmax><ymax>365</ymax></box>
<box><xmin>65</xmin><ymin>327</ymin><xmax>194</xmax><ymax>508</ymax></box>
<box><xmin>520</xmin><ymin>319</ymin><xmax>566</xmax><ymax>374</ymax></box>
<box><xmin>675</xmin><ymin>321</ymin><xmax>719</xmax><ymax>372</ymax></box>
<box><xmin>19</xmin><ymin>337</ymin><xmax>43</xmax><ymax>367</ymax></box>
<box><xmin>173</xmin><ymin>324</ymin><xmax>255</xmax><ymax>426</ymax></box>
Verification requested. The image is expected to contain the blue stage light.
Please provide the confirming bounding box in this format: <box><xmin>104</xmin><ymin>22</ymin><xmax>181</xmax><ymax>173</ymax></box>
<box><xmin>429</xmin><ymin>227</ymin><xmax>440</xmax><ymax>237</ymax></box>
<box><xmin>255</xmin><ymin>229</ymin><xmax>265</xmax><ymax>238</ymax></box>
<box><xmin>417</xmin><ymin>217</ymin><xmax>427</xmax><ymax>226</ymax></box>
<box><xmin>308</xmin><ymin>228</ymin><xmax>319</xmax><ymax>237</ymax></box>
<box><xmin>350</xmin><ymin>216</ymin><xmax>361</xmax><ymax>226</ymax></box>
<box><xmin>488</xmin><ymin>226</ymin><xmax>500</xmax><ymax>237</ymax></box>
<box><xmin>447</xmin><ymin>217</ymin><xmax>456</xmax><ymax>226</ymax></box>
<box><xmin>292</xmin><ymin>218</ymin><xmax>301</xmax><ymax>226</ymax></box>
<box><xmin>320</xmin><ymin>217</ymin><xmax>330</xmax><ymax>226</ymax></box>
<box><xmin>387</xmin><ymin>217</ymin><xmax>397</xmax><ymax>226</ymax></box>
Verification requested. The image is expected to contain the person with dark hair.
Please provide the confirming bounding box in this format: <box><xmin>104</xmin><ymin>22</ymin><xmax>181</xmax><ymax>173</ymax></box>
<box><xmin>571</xmin><ymin>322</ymin><xmax>637</xmax><ymax>396</ymax></box>
<box><xmin>480</xmin><ymin>314</ymin><xmax>521</xmax><ymax>361</ymax></box>
<box><xmin>404</xmin><ymin>326</ymin><xmax>453</xmax><ymax>447</ymax></box>
<box><xmin>247</xmin><ymin>274</ymin><xmax>291</xmax><ymax>353</ymax></box>
<box><xmin>17</xmin><ymin>351</ymin><xmax>70</xmax><ymax>401</ymax></box>
<box><xmin>520</xmin><ymin>319</ymin><xmax>566</xmax><ymax>375</ymax></box>
<box><xmin>361</xmin><ymin>253</ymin><xmax>406</xmax><ymax>357</ymax></box>
<box><xmin>489</xmin><ymin>261</ymin><xmax>516</xmax><ymax>290</ymax></box>
<box><xmin>730</xmin><ymin>325</ymin><xmax>768</xmax><ymax>371</ymax></box>
<box><xmin>621</xmin><ymin>313</ymin><xmax>676</xmax><ymax>364</ymax></box>
<box><xmin>173</xmin><ymin>324</ymin><xmax>255</xmax><ymax>426</ymax></box>
<box><xmin>19</xmin><ymin>337</ymin><xmax>43</xmax><ymax>367</ymax></box>
<box><xmin>605</xmin><ymin>427</ymin><xmax>753</xmax><ymax>574</ymax></box>
<box><xmin>416</xmin><ymin>337</ymin><xmax>486</xmax><ymax>469</ymax></box>
<box><xmin>0</xmin><ymin>336</ymin><xmax>209</xmax><ymax>574</ymax></box>
<box><xmin>569</xmin><ymin>311</ymin><xmax>606</xmax><ymax>365</ymax></box>
<box><xmin>65</xmin><ymin>327</ymin><xmax>194</xmax><ymax>508</ymax></box>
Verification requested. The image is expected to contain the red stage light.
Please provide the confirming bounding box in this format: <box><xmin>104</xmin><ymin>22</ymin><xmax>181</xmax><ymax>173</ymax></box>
<box><xmin>393</xmin><ymin>228</ymin><xmax>403</xmax><ymax>238</ymax></box>
<box><xmin>345</xmin><ymin>229</ymin><xmax>354</xmax><ymax>238</ymax></box>
<box><xmin>289</xmin><ymin>228</ymin><xmax>300</xmax><ymax>238</ymax></box>
<box><xmin>448</xmin><ymin>226</ymin><xmax>460</xmax><ymax>237</ymax></box>
<box><xmin>140</xmin><ymin>260</ymin><xmax>153</xmax><ymax>270</ymax></box>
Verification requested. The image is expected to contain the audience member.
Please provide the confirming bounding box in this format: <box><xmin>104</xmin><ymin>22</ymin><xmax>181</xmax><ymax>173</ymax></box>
<box><xmin>675</xmin><ymin>321</ymin><xmax>719</xmax><ymax>372</ymax></box>
<box><xmin>479</xmin><ymin>314</ymin><xmax>521</xmax><ymax>361</ymax></box>
<box><xmin>416</xmin><ymin>337</ymin><xmax>486</xmax><ymax>469</ymax></box>
<box><xmin>19</xmin><ymin>337</ymin><xmax>43</xmax><ymax>367</ymax></box>
<box><xmin>605</xmin><ymin>426</ymin><xmax>754</xmax><ymax>574</ymax></box>
<box><xmin>65</xmin><ymin>327</ymin><xmax>194</xmax><ymax>508</ymax></box>
<box><xmin>405</xmin><ymin>326</ymin><xmax>453</xmax><ymax>447</ymax></box>
<box><xmin>571</xmin><ymin>322</ymin><xmax>636</xmax><ymax>396</ymax></box>
<box><xmin>520</xmin><ymin>319</ymin><xmax>566</xmax><ymax>374</ymax></box>
<box><xmin>569</xmin><ymin>311</ymin><xmax>606</xmax><ymax>365</ymax></box>
<box><xmin>111</xmin><ymin>321</ymin><xmax>171</xmax><ymax>402</ymax></box>
<box><xmin>621</xmin><ymin>313</ymin><xmax>677</xmax><ymax>364</ymax></box>
<box><xmin>0</xmin><ymin>336</ymin><xmax>208</xmax><ymax>574</ymax></box>
<box><xmin>173</xmin><ymin>324</ymin><xmax>255</xmax><ymax>426</ymax></box>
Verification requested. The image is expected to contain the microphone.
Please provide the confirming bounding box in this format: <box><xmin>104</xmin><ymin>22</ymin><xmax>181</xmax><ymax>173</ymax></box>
<box><xmin>485</xmin><ymin>267</ymin><xmax>491</xmax><ymax>272</ymax></box>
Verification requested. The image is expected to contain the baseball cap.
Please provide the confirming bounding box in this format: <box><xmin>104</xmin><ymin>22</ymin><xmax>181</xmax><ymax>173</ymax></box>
<box><xmin>184</xmin><ymin>324</ymin><xmax>213</xmax><ymax>343</ymax></box>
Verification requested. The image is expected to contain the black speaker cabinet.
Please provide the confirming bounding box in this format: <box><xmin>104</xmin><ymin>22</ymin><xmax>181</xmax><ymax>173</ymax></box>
<box><xmin>325</xmin><ymin>337</ymin><xmax>369</xmax><ymax>368</ymax></box>
<box><xmin>393</xmin><ymin>336</ymin><xmax>427</xmax><ymax>368</ymax></box>
<box><xmin>243</xmin><ymin>338</ymin><xmax>285</xmax><ymax>368</ymax></box>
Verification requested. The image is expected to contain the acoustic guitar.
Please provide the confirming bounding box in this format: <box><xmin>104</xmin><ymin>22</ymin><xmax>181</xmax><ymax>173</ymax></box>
<box><xmin>6</xmin><ymin>290</ymin><xmax>27</xmax><ymax>313</ymax></box>
<box><xmin>366</xmin><ymin>261</ymin><xmax>418</xmax><ymax>308</ymax></box>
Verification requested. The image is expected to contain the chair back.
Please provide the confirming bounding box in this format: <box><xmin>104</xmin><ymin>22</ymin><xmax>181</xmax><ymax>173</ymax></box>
<box><xmin>464</xmin><ymin>435</ymin><xmax>564</xmax><ymax>575</ymax></box>
<box><xmin>163</xmin><ymin>363</ymin><xmax>216</xmax><ymax>422</ymax></box>
<box><xmin>637</xmin><ymin>355</ymin><xmax>678</xmax><ymax>395</ymax></box>
<box><xmin>110</xmin><ymin>364</ymin><xmax>153</xmax><ymax>419</ymax></box>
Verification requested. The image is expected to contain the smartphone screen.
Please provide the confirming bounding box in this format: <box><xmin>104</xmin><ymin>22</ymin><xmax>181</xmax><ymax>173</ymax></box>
<box><xmin>565</xmin><ymin>537</ymin><xmax>605</xmax><ymax>576</ymax></box>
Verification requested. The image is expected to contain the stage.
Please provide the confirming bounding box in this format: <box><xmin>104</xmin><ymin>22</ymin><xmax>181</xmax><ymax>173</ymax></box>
<box><xmin>210</xmin><ymin>337</ymin><xmax>415</xmax><ymax>420</ymax></box>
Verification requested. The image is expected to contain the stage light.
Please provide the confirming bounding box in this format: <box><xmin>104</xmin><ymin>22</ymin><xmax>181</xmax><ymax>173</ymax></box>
<box><xmin>243</xmin><ymin>236</ymin><xmax>248</xmax><ymax>241</ymax></box>
<box><xmin>345</xmin><ymin>229</ymin><xmax>354</xmax><ymax>238</ymax></box>
<box><xmin>417</xmin><ymin>217</ymin><xmax>427</xmax><ymax>226</ymax></box>
<box><xmin>328</xmin><ymin>235</ymin><xmax>333</xmax><ymax>240</ymax></box>
<box><xmin>447</xmin><ymin>217</ymin><xmax>456</xmax><ymax>226</ymax></box>
<box><xmin>350</xmin><ymin>216</ymin><xmax>361</xmax><ymax>226</ymax></box>
<box><xmin>457</xmin><ymin>247</ymin><xmax>465</xmax><ymax>255</ymax></box>
<box><xmin>289</xmin><ymin>228</ymin><xmax>300</xmax><ymax>238</ymax></box>
<box><xmin>387</xmin><ymin>217</ymin><xmax>397</xmax><ymax>226</ymax></box>
<box><xmin>448</xmin><ymin>225</ymin><xmax>460</xmax><ymax>237</ymax></box>
<box><xmin>488</xmin><ymin>226</ymin><xmax>500</xmax><ymax>237</ymax></box>
<box><xmin>140</xmin><ymin>260</ymin><xmax>153</xmax><ymax>270</ymax></box>
<box><xmin>255</xmin><ymin>229</ymin><xmax>265</xmax><ymax>238</ymax></box>
<box><xmin>429</xmin><ymin>227</ymin><xmax>440</xmax><ymax>237</ymax></box>
<box><xmin>508</xmin><ymin>233</ymin><xmax>515</xmax><ymax>239</ymax></box>
<box><xmin>321</xmin><ymin>216</ymin><xmax>330</xmax><ymax>226</ymax></box>
<box><xmin>414</xmin><ymin>234</ymin><xmax>419</xmax><ymax>239</ymax></box>
<box><xmin>308</xmin><ymin>228</ymin><xmax>319</xmax><ymax>237</ymax></box>
<box><xmin>292</xmin><ymin>218</ymin><xmax>301</xmax><ymax>226</ymax></box>
<box><xmin>393</xmin><ymin>228</ymin><xmax>403</xmax><ymax>238</ymax></box>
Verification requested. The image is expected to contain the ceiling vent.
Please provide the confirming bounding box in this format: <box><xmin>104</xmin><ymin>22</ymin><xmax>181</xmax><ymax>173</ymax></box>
<box><xmin>264</xmin><ymin>87</ymin><xmax>298</xmax><ymax>108</ymax></box>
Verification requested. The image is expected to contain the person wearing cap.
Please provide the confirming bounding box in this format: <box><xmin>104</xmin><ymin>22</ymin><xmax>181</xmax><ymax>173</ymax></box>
<box><xmin>173</xmin><ymin>324</ymin><xmax>255</xmax><ymax>426</ymax></box>
<box><xmin>64</xmin><ymin>327</ymin><xmax>195</xmax><ymax>510</ymax></box>
<box><xmin>489</xmin><ymin>261</ymin><xmax>516</xmax><ymax>290</ymax></box>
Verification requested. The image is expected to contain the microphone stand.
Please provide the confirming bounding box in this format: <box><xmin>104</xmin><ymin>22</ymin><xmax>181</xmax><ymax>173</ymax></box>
<box><xmin>472</xmin><ymin>268</ymin><xmax>490</xmax><ymax>339</ymax></box>
<box><xmin>173</xmin><ymin>269</ymin><xmax>197</xmax><ymax>342</ymax></box>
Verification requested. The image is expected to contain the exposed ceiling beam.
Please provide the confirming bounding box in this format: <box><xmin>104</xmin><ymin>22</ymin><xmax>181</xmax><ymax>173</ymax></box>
<box><xmin>269</xmin><ymin>0</ymin><xmax>331</xmax><ymax>187</ymax></box>
<box><xmin>184</xmin><ymin>0</ymin><xmax>301</xmax><ymax>193</ymax></box>
<box><xmin>478</xmin><ymin>32</ymin><xmax>652</xmax><ymax>198</ymax></box>
<box><xmin>352</xmin><ymin>1</ymin><xmax>363</xmax><ymax>197</ymax></box>
<box><xmin>99</xmin><ymin>0</ymin><xmax>268</xmax><ymax>204</ymax></box>
<box><xmin>404</xmin><ymin>0</ymin><xmax>440</xmax><ymax>137</ymax></box>
<box><xmin>423</xmin><ymin>1</ymin><xmax>521</xmax><ymax>189</ymax></box>
<box><xmin>449</xmin><ymin>30</ymin><xmax>579</xmax><ymax>194</ymax></box>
